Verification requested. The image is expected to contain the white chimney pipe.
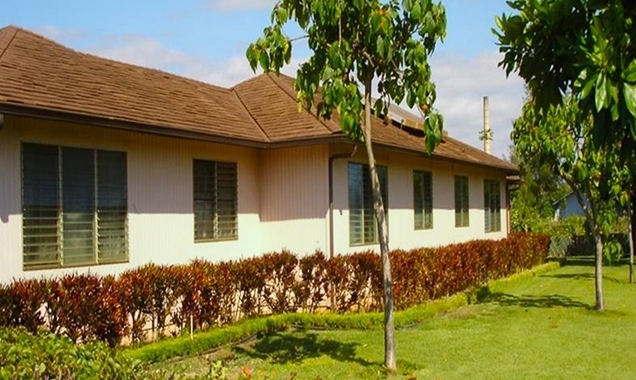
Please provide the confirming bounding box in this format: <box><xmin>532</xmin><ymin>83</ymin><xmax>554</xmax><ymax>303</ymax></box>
<box><xmin>483</xmin><ymin>96</ymin><xmax>491</xmax><ymax>154</ymax></box>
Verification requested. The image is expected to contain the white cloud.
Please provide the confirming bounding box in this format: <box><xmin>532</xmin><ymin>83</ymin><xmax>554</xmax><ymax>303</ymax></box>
<box><xmin>87</xmin><ymin>34</ymin><xmax>303</xmax><ymax>87</ymax></box>
<box><xmin>34</xmin><ymin>25</ymin><xmax>88</xmax><ymax>42</ymax></box>
<box><xmin>204</xmin><ymin>0</ymin><xmax>276</xmax><ymax>11</ymax></box>
<box><xmin>429</xmin><ymin>52</ymin><xmax>525</xmax><ymax>159</ymax></box>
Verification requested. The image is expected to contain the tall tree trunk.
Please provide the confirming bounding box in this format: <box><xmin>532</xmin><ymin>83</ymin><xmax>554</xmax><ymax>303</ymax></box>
<box><xmin>593</xmin><ymin>229</ymin><xmax>604</xmax><ymax>311</ymax></box>
<box><xmin>570</xmin><ymin>184</ymin><xmax>605</xmax><ymax>311</ymax></box>
<box><xmin>629</xmin><ymin>199</ymin><xmax>634</xmax><ymax>284</ymax></box>
<box><xmin>361</xmin><ymin>79</ymin><xmax>396</xmax><ymax>372</ymax></box>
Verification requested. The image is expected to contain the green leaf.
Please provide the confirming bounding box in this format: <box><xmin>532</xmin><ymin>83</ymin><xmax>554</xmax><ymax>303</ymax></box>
<box><xmin>377</xmin><ymin>35</ymin><xmax>385</xmax><ymax>59</ymax></box>
<box><xmin>624</xmin><ymin>61</ymin><xmax>636</xmax><ymax>82</ymax></box>
<box><xmin>259</xmin><ymin>52</ymin><xmax>270</xmax><ymax>72</ymax></box>
<box><xmin>624</xmin><ymin>83</ymin><xmax>636</xmax><ymax>117</ymax></box>
<box><xmin>579</xmin><ymin>70</ymin><xmax>597</xmax><ymax>100</ymax></box>
<box><xmin>595</xmin><ymin>73</ymin><xmax>607</xmax><ymax>111</ymax></box>
<box><xmin>411</xmin><ymin>0</ymin><xmax>422</xmax><ymax>20</ymax></box>
<box><xmin>403</xmin><ymin>0</ymin><xmax>413</xmax><ymax>12</ymax></box>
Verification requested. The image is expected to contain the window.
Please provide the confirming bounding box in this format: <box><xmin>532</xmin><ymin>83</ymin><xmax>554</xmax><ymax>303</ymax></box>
<box><xmin>193</xmin><ymin>160</ymin><xmax>238</xmax><ymax>241</ymax></box>
<box><xmin>22</xmin><ymin>143</ymin><xmax>128</xmax><ymax>269</ymax></box>
<box><xmin>454</xmin><ymin>175</ymin><xmax>469</xmax><ymax>227</ymax></box>
<box><xmin>413</xmin><ymin>170</ymin><xmax>433</xmax><ymax>229</ymax></box>
<box><xmin>349</xmin><ymin>163</ymin><xmax>388</xmax><ymax>245</ymax></box>
<box><xmin>484</xmin><ymin>179</ymin><xmax>501</xmax><ymax>232</ymax></box>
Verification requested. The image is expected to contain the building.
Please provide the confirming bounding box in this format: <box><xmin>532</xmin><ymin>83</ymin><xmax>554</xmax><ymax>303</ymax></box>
<box><xmin>0</xmin><ymin>26</ymin><xmax>518</xmax><ymax>283</ymax></box>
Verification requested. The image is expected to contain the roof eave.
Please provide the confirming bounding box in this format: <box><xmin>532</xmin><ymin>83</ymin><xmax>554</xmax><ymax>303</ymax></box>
<box><xmin>0</xmin><ymin>103</ymin><xmax>269</xmax><ymax>149</ymax></box>
<box><xmin>371</xmin><ymin>141</ymin><xmax>520</xmax><ymax>175</ymax></box>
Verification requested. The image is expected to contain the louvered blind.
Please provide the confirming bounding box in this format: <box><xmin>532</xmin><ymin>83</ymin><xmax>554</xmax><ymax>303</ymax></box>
<box><xmin>193</xmin><ymin>160</ymin><xmax>238</xmax><ymax>241</ymax></box>
<box><xmin>349</xmin><ymin>163</ymin><xmax>388</xmax><ymax>245</ymax></box>
<box><xmin>413</xmin><ymin>170</ymin><xmax>433</xmax><ymax>229</ymax></box>
<box><xmin>484</xmin><ymin>179</ymin><xmax>501</xmax><ymax>233</ymax></box>
<box><xmin>22</xmin><ymin>143</ymin><xmax>128</xmax><ymax>269</ymax></box>
<box><xmin>454</xmin><ymin>175</ymin><xmax>469</xmax><ymax>227</ymax></box>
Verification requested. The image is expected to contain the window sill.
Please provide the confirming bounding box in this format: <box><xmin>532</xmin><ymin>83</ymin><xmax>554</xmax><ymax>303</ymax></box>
<box><xmin>349</xmin><ymin>242</ymin><xmax>380</xmax><ymax>247</ymax></box>
<box><xmin>23</xmin><ymin>259</ymin><xmax>129</xmax><ymax>271</ymax></box>
<box><xmin>195</xmin><ymin>237</ymin><xmax>239</xmax><ymax>243</ymax></box>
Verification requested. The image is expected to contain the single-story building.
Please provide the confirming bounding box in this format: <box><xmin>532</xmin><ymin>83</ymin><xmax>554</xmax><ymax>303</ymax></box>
<box><xmin>0</xmin><ymin>26</ymin><xmax>518</xmax><ymax>283</ymax></box>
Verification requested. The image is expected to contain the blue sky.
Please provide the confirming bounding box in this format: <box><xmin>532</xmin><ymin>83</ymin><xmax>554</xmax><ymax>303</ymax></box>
<box><xmin>1</xmin><ymin>0</ymin><xmax>524</xmax><ymax>157</ymax></box>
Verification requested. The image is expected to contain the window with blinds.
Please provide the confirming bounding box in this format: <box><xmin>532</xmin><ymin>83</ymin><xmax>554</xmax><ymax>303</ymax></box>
<box><xmin>349</xmin><ymin>163</ymin><xmax>388</xmax><ymax>245</ymax></box>
<box><xmin>22</xmin><ymin>143</ymin><xmax>128</xmax><ymax>269</ymax></box>
<box><xmin>193</xmin><ymin>160</ymin><xmax>238</xmax><ymax>241</ymax></box>
<box><xmin>454</xmin><ymin>175</ymin><xmax>470</xmax><ymax>227</ymax></box>
<box><xmin>484</xmin><ymin>179</ymin><xmax>501</xmax><ymax>233</ymax></box>
<box><xmin>413</xmin><ymin>170</ymin><xmax>433</xmax><ymax>230</ymax></box>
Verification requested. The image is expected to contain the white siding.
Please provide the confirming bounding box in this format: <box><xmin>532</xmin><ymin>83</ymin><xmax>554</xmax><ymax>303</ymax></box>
<box><xmin>0</xmin><ymin>115</ymin><xmax>262</xmax><ymax>282</ymax></box>
<box><xmin>331</xmin><ymin>147</ymin><xmax>508</xmax><ymax>255</ymax></box>
<box><xmin>259</xmin><ymin>145</ymin><xmax>329</xmax><ymax>254</ymax></box>
<box><xmin>0</xmin><ymin>115</ymin><xmax>511</xmax><ymax>283</ymax></box>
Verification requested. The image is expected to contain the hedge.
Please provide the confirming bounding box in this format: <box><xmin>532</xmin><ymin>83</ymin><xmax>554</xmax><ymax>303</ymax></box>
<box><xmin>128</xmin><ymin>261</ymin><xmax>561</xmax><ymax>363</ymax></box>
<box><xmin>0</xmin><ymin>232</ymin><xmax>549</xmax><ymax>347</ymax></box>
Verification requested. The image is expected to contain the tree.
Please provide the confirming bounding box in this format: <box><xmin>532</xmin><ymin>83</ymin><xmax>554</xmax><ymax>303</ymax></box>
<box><xmin>513</xmin><ymin>97</ymin><xmax>627</xmax><ymax>310</ymax></box>
<box><xmin>496</xmin><ymin>0</ymin><xmax>636</xmax><ymax>310</ymax></box>
<box><xmin>508</xmin><ymin>144</ymin><xmax>568</xmax><ymax>232</ymax></box>
<box><xmin>247</xmin><ymin>0</ymin><xmax>446</xmax><ymax>371</ymax></box>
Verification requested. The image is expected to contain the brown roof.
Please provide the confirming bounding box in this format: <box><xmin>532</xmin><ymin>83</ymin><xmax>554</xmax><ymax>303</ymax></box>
<box><xmin>234</xmin><ymin>73</ymin><xmax>517</xmax><ymax>172</ymax></box>
<box><xmin>0</xmin><ymin>25</ymin><xmax>516</xmax><ymax>172</ymax></box>
<box><xmin>0</xmin><ymin>26</ymin><xmax>266</xmax><ymax>142</ymax></box>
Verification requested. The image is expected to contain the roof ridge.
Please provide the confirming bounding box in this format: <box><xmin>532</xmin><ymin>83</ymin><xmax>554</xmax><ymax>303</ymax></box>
<box><xmin>231</xmin><ymin>88</ymin><xmax>271</xmax><ymax>142</ymax></box>
<box><xmin>0</xmin><ymin>26</ymin><xmax>19</xmax><ymax>62</ymax></box>
<box><xmin>9</xmin><ymin>25</ymin><xmax>233</xmax><ymax>94</ymax></box>
<box><xmin>265</xmin><ymin>73</ymin><xmax>337</xmax><ymax>135</ymax></box>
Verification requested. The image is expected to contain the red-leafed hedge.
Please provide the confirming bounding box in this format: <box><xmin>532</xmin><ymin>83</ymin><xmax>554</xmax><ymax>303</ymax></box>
<box><xmin>0</xmin><ymin>232</ymin><xmax>549</xmax><ymax>346</ymax></box>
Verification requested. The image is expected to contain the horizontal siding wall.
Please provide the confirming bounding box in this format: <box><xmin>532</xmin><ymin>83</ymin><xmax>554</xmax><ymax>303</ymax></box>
<box><xmin>331</xmin><ymin>146</ymin><xmax>509</xmax><ymax>255</ymax></box>
<box><xmin>259</xmin><ymin>145</ymin><xmax>329</xmax><ymax>254</ymax></box>
<box><xmin>0</xmin><ymin>115</ymin><xmax>262</xmax><ymax>283</ymax></box>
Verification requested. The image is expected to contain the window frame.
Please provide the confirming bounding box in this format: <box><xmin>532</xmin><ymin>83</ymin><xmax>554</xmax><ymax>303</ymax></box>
<box><xmin>348</xmin><ymin>162</ymin><xmax>388</xmax><ymax>246</ymax></box>
<box><xmin>413</xmin><ymin>170</ymin><xmax>433</xmax><ymax>230</ymax></box>
<box><xmin>21</xmin><ymin>142</ymin><xmax>129</xmax><ymax>270</ymax></box>
<box><xmin>454</xmin><ymin>175</ymin><xmax>470</xmax><ymax>228</ymax></box>
<box><xmin>484</xmin><ymin>179</ymin><xmax>502</xmax><ymax>233</ymax></box>
<box><xmin>193</xmin><ymin>159</ymin><xmax>238</xmax><ymax>242</ymax></box>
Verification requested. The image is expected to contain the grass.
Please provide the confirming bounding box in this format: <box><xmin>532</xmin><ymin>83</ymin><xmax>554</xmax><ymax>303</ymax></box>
<box><xmin>154</xmin><ymin>261</ymin><xmax>636</xmax><ymax>379</ymax></box>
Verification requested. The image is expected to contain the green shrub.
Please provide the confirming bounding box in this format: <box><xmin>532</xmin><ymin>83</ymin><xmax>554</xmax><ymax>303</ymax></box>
<box><xmin>0</xmin><ymin>327</ymin><xmax>147</xmax><ymax>379</ymax></box>
<box><xmin>127</xmin><ymin>261</ymin><xmax>560</xmax><ymax>364</ymax></box>
<box><xmin>0</xmin><ymin>233</ymin><xmax>550</xmax><ymax>348</ymax></box>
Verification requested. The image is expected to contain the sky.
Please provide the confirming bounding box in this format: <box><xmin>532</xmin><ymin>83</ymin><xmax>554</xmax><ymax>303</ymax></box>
<box><xmin>0</xmin><ymin>0</ymin><xmax>525</xmax><ymax>158</ymax></box>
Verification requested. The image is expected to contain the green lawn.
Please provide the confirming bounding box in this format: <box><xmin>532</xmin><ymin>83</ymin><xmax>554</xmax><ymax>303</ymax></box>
<box><xmin>159</xmin><ymin>262</ymin><xmax>636</xmax><ymax>379</ymax></box>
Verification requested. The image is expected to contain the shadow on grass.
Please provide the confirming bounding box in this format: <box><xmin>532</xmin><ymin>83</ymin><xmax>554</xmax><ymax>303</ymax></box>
<box><xmin>232</xmin><ymin>332</ymin><xmax>377</xmax><ymax>368</ymax></box>
<box><xmin>483</xmin><ymin>292</ymin><xmax>591</xmax><ymax>309</ymax></box>
<box><xmin>543</xmin><ymin>273</ymin><xmax>624</xmax><ymax>284</ymax></box>
<box><xmin>564</xmin><ymin>257</ymin><xmax>596</xmax><ymax>267</ymax></box>
<box><xmin>565</xmin><ymin>256</ymin><xmax>630</xmax><ymax>268</ymax></box>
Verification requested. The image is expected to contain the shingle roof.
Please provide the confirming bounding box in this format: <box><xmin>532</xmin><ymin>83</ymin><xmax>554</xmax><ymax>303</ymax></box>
<box><xmin>0</xmin><ymin>26</ymin><xmax>266</xmax><ymax>142</ymax></box>
<box><xmin>234</xmin><ymin>73</ymin><xmax>517</xmax><ymax>172</ymax></box>
<box><xmin>0</xmin><ymin>25</ymin><xmax>517</xmax><ymax>172</ymax></box>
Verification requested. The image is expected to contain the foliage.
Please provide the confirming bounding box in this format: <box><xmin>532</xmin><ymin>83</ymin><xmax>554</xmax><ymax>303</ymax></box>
<box><xmin>0</xmin><ymin>327</ymin><xmax>147</xmax><ymax>380</ymax></box>
<box><xmin>496</xmin><ymin>0</ymin><xmax>636</xmax><ymax>311</ymax></box>
<box><xmin>0</xmin><ymin>234</ymin><xmax>549</xmax><ymax>349</ymax></box>
<box><xmin>246</xmin><ymin>0</ymin><xmax>446</xmax><ymax>148</ymax></box>
<box><xmin>130</xmin><ymin>262</ymin><xmax>560</xmax><ymax>365</ymax></box>
<box><xmin>508</xmin><ymin>144</ymin><xmax>569</xmax><ymax>232</ymax></box>
<box><xmin>495</xmin><ymin>0</ymin><xmax>636</xmax><ymax>151</ymax></box>
<box><xmin>247</xmin><ymin>1</ymin><xmax>448</xmax><ymax>369</ymax></box>
<box><xmin>510</xmin><ymin>95</ymin><xmax>627</xmax><ymax>310</ymax></box>
<box><xmin>198</xmin><ymin>264</ymin><xmax>636</xmax><ymax>380</ymax></box>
